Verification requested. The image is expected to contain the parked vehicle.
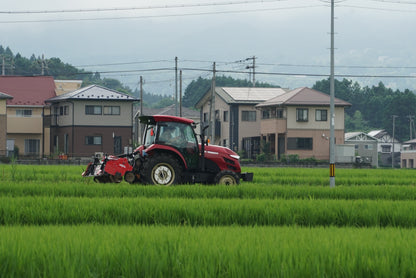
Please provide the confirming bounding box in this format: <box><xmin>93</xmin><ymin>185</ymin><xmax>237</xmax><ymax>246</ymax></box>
<box><xmin>82</xmin><ymin>115</ymin><xmax>253</xmax><ymax>185</ymax></box>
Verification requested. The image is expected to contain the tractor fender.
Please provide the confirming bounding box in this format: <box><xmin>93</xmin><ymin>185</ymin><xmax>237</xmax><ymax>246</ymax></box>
<box><xmin>144</xmin><ymin>144</ymin><xmax>187</xmax><ymax>169</ymax></box>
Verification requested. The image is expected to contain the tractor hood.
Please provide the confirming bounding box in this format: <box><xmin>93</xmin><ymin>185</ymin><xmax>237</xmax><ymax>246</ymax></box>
<box><xmin>203</xmin><ymin>144</ymin><xmax>240</xmax><ymax>160</ymax></box>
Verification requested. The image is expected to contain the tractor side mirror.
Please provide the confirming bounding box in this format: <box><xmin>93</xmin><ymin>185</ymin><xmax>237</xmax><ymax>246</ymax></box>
<box><xmin>201</xmin><ymin>124</ymin><xmax>209</xmax><ymax>146</ymax></box>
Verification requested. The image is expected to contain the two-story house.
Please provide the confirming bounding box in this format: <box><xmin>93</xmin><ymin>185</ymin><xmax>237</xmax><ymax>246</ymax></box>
<box><xmin>345</xmin><ymin>132</ymin><xmax>379</xmax><ymax>167</ymax></box>
<box><xmin>195</xmin><ymin>87</ymin><xmax>288</xmax><ymax>157</ymax></box>
<box><xmin>256</xmin><ymin>87</ymin><xmax>351</xmax><ymax>160</ymax></box>
<box><xmin>401</xmin><ymin>139</ymin><xmax>416</xmax><ymax>168</ymax></box>
<box><xmin>46</xmin><ymin>85</ymin><xmax>138</xmax><ymax>157</ymax></box>
<box><xmin>0</xmin><ymin>92</ymin><xmax>13</xmax><ymax>157</ymax></box>
<box><xmin>368</xmin><ymin>129</ymin><xmax>401</xmax><ymax>167</ymax></box>
<box><xmin>0</xmin><ymin>76</ymin><xmax>56</xmax><ymax>158</ymax></box>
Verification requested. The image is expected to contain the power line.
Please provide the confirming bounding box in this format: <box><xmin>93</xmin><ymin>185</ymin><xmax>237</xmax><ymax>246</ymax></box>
<box><xmin>368</xmin><ymin>0</ymin><xmax>416</xmax><ymax>4</ymax></box>
<box><xmin>340</xmin><ymin>4</ymin><xmax>416</xmax><ymax>12</ymax></box>
<box><xmin>0</xmin><ymin>0</ymin><xmax>290</xmax><ymax>14</ymax></box>
<box><xmin>258</xmin><ymin>62</ymin><xmax>416</xmax><ymax>70</ymax></box>
<box><xmin>0</xmin><ymin>5</ymin><xmax>326</xmax><ymax>24</ymax></box>
<box><xmin>75</xmin><ymin>60</ymin><xmax>171</xmax><ymax>68</ymax></box>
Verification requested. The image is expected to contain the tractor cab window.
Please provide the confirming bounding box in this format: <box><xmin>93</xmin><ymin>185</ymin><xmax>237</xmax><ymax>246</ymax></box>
<box><xmin>157</xmin><ymin>122</ymin><xmax>187</xmax><ymax>147</ymax></box>
<box><xmin>157</xmin><ymin>121</ymin><xmax>199</xmax><ymax>169</ymax></box>
<box><xmin>144</xmin><ymin>125</ymin><xmax>156</xmax><ymax>146</ymax></box>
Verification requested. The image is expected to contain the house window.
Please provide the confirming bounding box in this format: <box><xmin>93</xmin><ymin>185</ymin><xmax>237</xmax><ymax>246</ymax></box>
<box><xmin>287</xmin><ymin>137</ymin><xmax>313</xmax><ymax>150</ymax></box>
<box><xmin>24</xmin><ymin>139</ymin><xmax>40</xmax><ymax>154</ymax></box>
<box><xmin>365</xmin><ymin>144</ymin><xmax>373</xmax><ymax>150</ymax></box>
<box><xmin>262</xmin><ymin>110</ymin><xmax>270</xmax><ymax>119</ymax></box>
<box><xmin>85</xmin><ymin>136</ymin><xmax>102</xmax><ymax>145</ymax></box>
<box><xmin>104</xmin><ymin>106</ymin><xmax>120</xmax><ymax>115</ymax></box>
<box><xmin>223</xmin><ymin>111</ymin><xmax>229</xmax><ymax>122</ymax></box>
<box><xmin>315</xmin><ymin>109</ymin><xmax>327</xmax><ymax>121</ymax></box>
<box><xmin>203</xmin><ymin>112</ymin><xmax>208</xmax><ymax>123</ymax></box>
<box><xmin>381</xmin><ymin>145</ymin><xmax>391</xmax><ymax>153</ymax></box>
<box><xmin>277</xmin><ymin>109</ymin><xmax>284</xmax><ymax>119</ymax></box>
<box><xmin>60</xmin><ymin>106</ymin><xmax>69</xmax><ymax>116</ymax></box>
<box><xmin>215</xmin><ymin>110</ymin><xmax>220</xmax><ymax>120</ymax></box>
<box><xmin>85</xmin><ymin>105</ymin><xmax>102</xmax><ymax>115</ymax></box>
<box><xmin>296</xmin><ymin>108</ymin><xmax>308</xmax><ymax>122</ymax></box>
<box><xmin>242</xmin><ymin>111</ymin><xmax>256</xmax><ymax>121</ymax></box>
<box><xmin>16</xmin><ymin>109</ymin><xmax>32</xmax><ymax>117</ymax></box>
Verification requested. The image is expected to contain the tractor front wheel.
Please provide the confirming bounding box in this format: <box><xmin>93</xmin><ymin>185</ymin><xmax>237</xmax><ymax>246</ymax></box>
<box><xmin>142</xmin><ymin>154</ymin><xmax>182</xmax><ymax>185</ymax></box>
<box><xmin>214</xmin><ymin>170</ymin><xmax>240</xmax><ymax>185</ymax></box>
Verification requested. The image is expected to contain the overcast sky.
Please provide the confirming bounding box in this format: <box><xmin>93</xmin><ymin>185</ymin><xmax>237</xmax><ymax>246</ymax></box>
<box><xmin>1</xmin><ymin>0</ymin><xmax>416</xmax><ymax>95</ymax></box>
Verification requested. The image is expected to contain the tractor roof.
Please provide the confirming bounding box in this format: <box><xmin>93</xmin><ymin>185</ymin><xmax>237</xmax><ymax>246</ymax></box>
<box><xmin>139</xmin><ymin>115</ymin><xmax>195</xmax><ymax>125</ymax></box>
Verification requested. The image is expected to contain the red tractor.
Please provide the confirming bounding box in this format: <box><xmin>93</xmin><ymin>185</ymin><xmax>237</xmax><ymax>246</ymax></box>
<box><xmin>82</xmin><ymin>115</ymin><xmax>253</xmax><ymax>185</ymax></box>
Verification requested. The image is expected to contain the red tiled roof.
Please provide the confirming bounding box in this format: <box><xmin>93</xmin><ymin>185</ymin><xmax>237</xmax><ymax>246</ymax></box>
<box><xmin>0</xmin><ymin>76</ymin><xmax>56</xmax><ymax>106</ymax></box>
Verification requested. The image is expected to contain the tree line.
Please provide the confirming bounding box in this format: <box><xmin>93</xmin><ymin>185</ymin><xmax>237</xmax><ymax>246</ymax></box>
<box><xmin>313</xmin><ymin>78</ymin><xmax>416</xmax><ymax>142</ymax></box>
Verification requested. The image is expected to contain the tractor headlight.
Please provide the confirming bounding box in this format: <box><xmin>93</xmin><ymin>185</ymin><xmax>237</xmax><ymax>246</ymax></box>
<box><xmin>229</xmin><ymin>154</ymin><xmax>240</xmax><ymax>160</ymax></box>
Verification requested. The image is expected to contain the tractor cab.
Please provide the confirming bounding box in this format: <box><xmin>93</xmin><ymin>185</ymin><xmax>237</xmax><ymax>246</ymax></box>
<box><xmin>142</xmin><ymin>118</ymin><xmax>200</xmax><ymax>170</ymax></box>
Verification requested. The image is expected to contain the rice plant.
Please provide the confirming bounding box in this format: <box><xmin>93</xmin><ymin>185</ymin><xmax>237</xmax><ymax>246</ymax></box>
<box><xmin>0</xmin><ymin>225</ymin><xmax>415</xmax><ymax>278</ymax></box>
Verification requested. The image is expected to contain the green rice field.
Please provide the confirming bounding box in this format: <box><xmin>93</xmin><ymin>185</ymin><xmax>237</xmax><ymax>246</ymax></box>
<box><xmin>1</xmin><ymin>164</ymin><xmax>416</xmax><ymax>277</ymax></box>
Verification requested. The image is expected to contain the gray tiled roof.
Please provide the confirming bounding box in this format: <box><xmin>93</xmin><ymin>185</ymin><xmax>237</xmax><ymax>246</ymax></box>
<box><xmin>218</xmin><ymin>87</ymin><xmax>288</xmax><ymax>103</ymax></box>
<box><xmin>46</xmin><ymin>85</ymin><xmax>138</xmax><ymax>102</ymax></box>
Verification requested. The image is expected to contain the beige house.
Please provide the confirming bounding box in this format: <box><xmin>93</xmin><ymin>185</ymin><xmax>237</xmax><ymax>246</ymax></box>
<box><xmin>46</xmin><ymin>85</ymin><xmax>138</xmax><ymax>157</ymax></box>
<box><xmin>0</xmin><ymin>92</ymin><xmax>13</xmax><ymax>156</ymax></box>
<box><xmin>0</xmin><ymin>76</ymin><xmax>56</xmax><ymax>158</ymax></box>
<box><xmin>256</xmin><ymin>87</ymin><xmax>351</xmax><ymax>160</ymax></box>
<box><xmin>195</xmin><ymin>87</ymin><xmax>288</xmax><ymax>157</ymax></box>
<box><xmin>401</xmin><ymin>139</ymin><xmax>416</xmax><ymax>168</ymax></box>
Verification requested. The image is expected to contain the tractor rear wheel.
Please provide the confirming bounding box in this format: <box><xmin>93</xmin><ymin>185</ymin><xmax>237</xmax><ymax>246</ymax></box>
<box><xmin>214</xmin><ymin>170</ymin><xmax>239</xmax><ymax>185</ymax></box>
<box><xmin>142</xmin><ymin>154</ymin><xmax>182</xmax><ymax>185</ymax></box>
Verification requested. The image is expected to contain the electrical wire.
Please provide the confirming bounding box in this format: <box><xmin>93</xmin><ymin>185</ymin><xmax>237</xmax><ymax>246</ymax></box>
<box><xmin>0</xmin><ymin>5</ymin><xmax>326</xmax><ymax>24</ymax></box>
<box><xmin>0</xmin><ymin>0</ymin><xmax>290</xmax><ymax>14</ymax></box>
<box><xmin>75</xmin><ymin>60</ymin><xmax>171</xmax><ymax>68</ymax></box>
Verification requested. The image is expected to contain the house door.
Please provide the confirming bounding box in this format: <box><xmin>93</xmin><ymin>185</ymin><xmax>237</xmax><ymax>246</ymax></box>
<box><xmin>278</xmin><ymin>134</ymin><xmax>285</xmax><ymax>160</ymax></box>
<box><xmin>114</xmin><ymin>136</ymin><xmax>122</xmax><ymax>154</ymax></box>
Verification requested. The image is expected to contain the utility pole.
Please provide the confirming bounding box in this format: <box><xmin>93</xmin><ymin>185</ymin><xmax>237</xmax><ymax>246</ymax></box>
<box><xmin>175</xmin><ymin>57</ymin><xmax>178</xmax><ymax>116</ymax></box>
<box><xmin>139</xmin><ymin>76</ymin><xmax>144</xmax><ymax>144</ymax></box>
<box><xmin>1</xmin><ymin>56</ymin><xmax>5</xmax><ymax>75</ymax></box>
<box><xmin>246</xmin><ymin>56</ymin><xmax>256</xmax><ymax>87</ymax></box>
<box><xmin>209</xmin><ymin>62</ymin><xmax>216</xmax><ymax>143</ymax></box>
<box><xmin>392</xmin><ymin>115</ymin><xmax>398</xmax><ymax>168</ymax></box>
<box><xmin>408</xmin><ymin>115</ymin><xmax>414</xmax><ymax>140</ymax></box>
<box><xmin>179</xmin><ymin>70</ymin><xmax>183</xmax><ymax>117</ymax></box>
<box><xmin>40</xmin><ymin>54</ymin><xmax>47</xmax><ymax>75</ymax></box>
<box><xmin>329</xmin><ymin>0</ymin><xmax>336</xmax><ymax>188</ymax></box>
